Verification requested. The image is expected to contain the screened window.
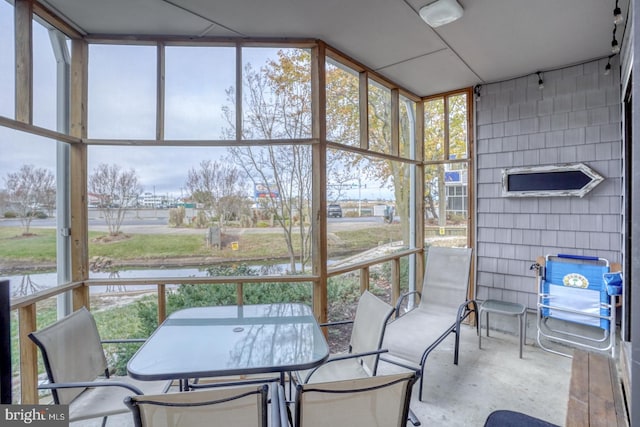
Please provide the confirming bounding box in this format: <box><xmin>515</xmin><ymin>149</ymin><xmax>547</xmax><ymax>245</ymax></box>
<box><xmin>400</xmin><ymin>96</ymin><xmax>416</xmax><ymax>159</ymax></box>
<box><xmin>0</xmin><ymin>0</ymin><xmax>15</xmax><ymax>119</ymax></box>
<box><xmin>0</xmin><ymin>128</ymin><xmax>58</xmax><ymax>297</ymax></box>
<box><xmin>326</xmin><ymin>58</ymin><xmax>360</xmax><ymax>147</ymax></box>
<box><xmin>241</xmin><ymin>47</ymin><xmax>312</xmax><ymax>140</ymax></box>
<box><xmin>368</xmin><ymin>79</ymin><xmax>392</xmax><ymax>154</ymax></box>
<box><xmin>424</xmin><ymin>89</ymin><xmax>471</xmax><ymax>241</ymax></box>
<box><xmin>164</xmin><ymin>46</ymin><xmax>235</xmax><ymax>140</ymax></box>
<box><xmin>88</xmin><ymin>44</ymin><xmax>157</xmax><ymax>139</ymax></box>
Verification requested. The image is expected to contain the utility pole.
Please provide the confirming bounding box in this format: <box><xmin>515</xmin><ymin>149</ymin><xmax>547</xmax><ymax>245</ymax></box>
<box><xmin>358</xmin><ymin>177</ymin><xmax>362</xmax><ymax>217</ymax></box>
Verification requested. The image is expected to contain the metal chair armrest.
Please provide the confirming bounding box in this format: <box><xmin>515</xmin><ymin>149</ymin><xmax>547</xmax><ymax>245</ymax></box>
<box><xmin>38</xmin><ymin>380</ymin><xmax>144</xmax><ymax>395</ymax></box>
<box><xmin>188</xmin><ymin>376</ymin><xmax>281</xmax><ymax>390</ymax></box>
<box><xmin>302</xmin><ymin>349</ymin><xmax>389</xmax><ymax>383</ymax></box>
<box><xmin>318</xmin><ymin>320</ymin><xmax>354</xmax><ymax>328</ymax></box>
<box><xmin>100</xmin><ymin>338</ymin><xmax>147</xmax><ymax>344</ymax></box>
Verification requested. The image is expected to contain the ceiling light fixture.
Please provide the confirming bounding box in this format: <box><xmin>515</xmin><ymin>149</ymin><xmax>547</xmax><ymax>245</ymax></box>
<box><xmin>611</xmin><ymin>25</ymin><xmax>620</xmax><ymax>54</ymax></box>
<box><xmin>419</xmin><ymin>0</ymin><xmax>464</xmax><ymax>28</ymax></box>
<box><xmin>613</xmin><ymin>0</ymin><xmax>624</xmax><ymax>25</ymax></box>
<box><xmin>537</xmin><ymin>72</ymin><xmax>544</xmax><ymax>90</ymax></box>
<box><xmin>474</xmin><ymin>85</ymin><xmax>482</xmax><ymax>100</ymax></box>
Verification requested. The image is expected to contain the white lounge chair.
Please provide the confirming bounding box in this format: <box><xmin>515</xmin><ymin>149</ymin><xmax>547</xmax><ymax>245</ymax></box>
<box><xmin>380</xmin><ymin>246</ymin><xmax>477</xmax><ymax>401</ymax></box>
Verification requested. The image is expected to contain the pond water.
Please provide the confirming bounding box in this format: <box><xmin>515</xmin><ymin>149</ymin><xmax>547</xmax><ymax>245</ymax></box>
<box><xmin>1</xmin><ymin>263</ymin><xmax>307</xmax><ymax>298</ymax></box>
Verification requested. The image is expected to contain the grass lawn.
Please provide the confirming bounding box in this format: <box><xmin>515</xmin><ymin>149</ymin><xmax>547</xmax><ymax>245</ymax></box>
<box><xmin>0</xmin><ymin>227</ymin><xmax>57</xmax><ymax>261</ymax></box>
<box><xmin>0</xmin><ymin>224</ymin><xmax>403</xmax><ymax>266</ymax></box>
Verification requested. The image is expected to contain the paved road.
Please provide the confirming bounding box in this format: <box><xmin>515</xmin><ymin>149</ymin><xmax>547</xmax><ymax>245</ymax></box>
<box><xmin>0</xmin><ymin>211</ymin><xmax>387</xmax><ymax>234</ymax></box>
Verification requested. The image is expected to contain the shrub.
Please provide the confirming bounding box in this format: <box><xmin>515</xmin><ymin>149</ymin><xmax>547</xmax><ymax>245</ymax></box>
<box><xmin>111</xmin><ymin>263</ymin><xmax>366</xmax><ymax>374</ymax></box>
<box><xmin>168</xmin><ymin>206</ymin><xmax>185</xmax><ymax>227</ymax></box>
<box><xmin>26</xmin><ymin>211</ymin><xmax>47</xmax><ymax>219</ymax></box>
<box><xmin>194</xmin><ymin>210</ymin><xmax>208</xmax><ymax>228</ymax></box>
<box><xmin>3</xmin><ymin>211</ymin><xmax>17</xmax><ymax>218</ymax></box>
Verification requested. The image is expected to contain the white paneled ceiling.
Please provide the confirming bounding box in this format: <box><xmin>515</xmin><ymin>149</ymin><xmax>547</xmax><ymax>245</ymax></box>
<box><xmin>40</xmin><ymin>0</ymin><xmax>630</xmax><ymax>96</ymax></box>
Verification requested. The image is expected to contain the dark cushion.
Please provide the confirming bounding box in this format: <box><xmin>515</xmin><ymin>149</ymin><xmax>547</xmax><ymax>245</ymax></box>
<box><xmin>484</xmin><ymin>410</ymin><xmax>559</xmax><ymax>427</ymax></box>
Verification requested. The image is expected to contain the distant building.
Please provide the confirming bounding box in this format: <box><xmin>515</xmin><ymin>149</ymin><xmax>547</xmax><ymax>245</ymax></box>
<box><xmin>444</xmin><ymin>168</ymin><xmax>468</xmax><ymax>217</ymax></box>
<box><xmin>138</xmin><ymin>192</ymin><xmax>169</xmax><ymax>208</ymax></box>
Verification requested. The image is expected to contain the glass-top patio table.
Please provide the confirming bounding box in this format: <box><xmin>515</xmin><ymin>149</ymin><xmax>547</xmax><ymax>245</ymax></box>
<box><xmin>127</xmin><ymin>303</ymin><xmax>330</xmax><ymax>383</ymax></box>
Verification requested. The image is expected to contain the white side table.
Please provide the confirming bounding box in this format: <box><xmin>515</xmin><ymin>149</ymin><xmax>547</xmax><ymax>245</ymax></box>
<box><xmin>478</xmin><ymin>299</ymin><xmax>527</xmax><ymax>358</ymax></box>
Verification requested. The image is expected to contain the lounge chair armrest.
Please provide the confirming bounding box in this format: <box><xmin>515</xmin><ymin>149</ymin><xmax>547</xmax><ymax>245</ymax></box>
<box><xmin>456</xmin><ymin>299</ymin><xmax>477</xmax><ymax>317</ymax></box>
<box><xmin>101</xmin><ymin>338</ymin><xmax>147</xmax><ymax>344</ymax></box>
<box><xmin>455</xmin><ymin>299</ymin><xmax>478</xmax><ymax>329</ymax></box>
<box><xmin>38</xmin><ymin>380</ymin><xmax>144</xmax><ymax>395</ymax></box>
<box><xmin>378</xmin><ymin>354</ymin><xmax>420</xmax><ymax>372</ymax></box>
<box><xmin>302</xmin><ymin>349</ymin><xmax>389</xmax><ymax>383</ymax></box>
<box><xmin>395</xmin><ymin>291</ymin><xmax>421</xmax><ymax>317</ymax></box>
<box><xmin>318</xmin><ymin>320</ymin><xmax>354</xmax><ymax>328</ymax></box>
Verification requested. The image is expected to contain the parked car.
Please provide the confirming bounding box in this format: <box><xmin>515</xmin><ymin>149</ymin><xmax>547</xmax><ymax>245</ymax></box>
<box><xmin>328</xmin><ymin>203</ymin><xmax>342</xmax><ymax>218</ymax></box>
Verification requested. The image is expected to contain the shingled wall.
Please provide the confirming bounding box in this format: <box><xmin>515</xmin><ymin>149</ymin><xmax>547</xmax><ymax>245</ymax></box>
<box><xmin>474</xmin><ymin>57</ymin><xmax>623</xmax><ymax>308</ymax></box>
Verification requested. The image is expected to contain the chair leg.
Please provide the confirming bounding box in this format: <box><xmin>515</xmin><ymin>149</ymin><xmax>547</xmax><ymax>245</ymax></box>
<box><xmin>101</xmin><ymin>416</ymin><xmax>108</xmax><ymax>427</ymax></box>
<box><xmin>408</xmin><ymin>408</ymin><xmax>421</xmax><ymax>426</ymax></box>
<box><xmin>453</xmin><ymin>330</ymin><xmax>460</xmax><ymax>365</ymax></box>
<box><xmin>478</xmin><ymin>308</ymin><xmax>484</xmax><ymax>349</ymax></box>
<box><xmin>486</xmin><ymin>311</ymin><xmax>490</xmax><ymax>337</ymax></box>
<box><xmin>418</xmin><ymin>365</ymin><xmax>425</xmax><ymax>402</ymax></box>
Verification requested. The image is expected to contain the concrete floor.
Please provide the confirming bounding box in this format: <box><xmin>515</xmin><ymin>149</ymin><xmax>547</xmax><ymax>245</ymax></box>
<box><xmin>71</xmin><ymin>313</ymin><xmax>574</xmax><ymax>427</ymax></box>
<box><xmin>378</xmin><ymin>317</ymin><xmax>573</xmax><ymax>426</ymax></box>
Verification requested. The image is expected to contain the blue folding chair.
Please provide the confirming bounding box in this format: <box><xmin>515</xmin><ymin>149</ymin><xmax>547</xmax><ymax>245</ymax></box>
<box><xmin>536</xmin><ymin>254</ymin><xmax>620</xmax><ymax>357</ymax></box>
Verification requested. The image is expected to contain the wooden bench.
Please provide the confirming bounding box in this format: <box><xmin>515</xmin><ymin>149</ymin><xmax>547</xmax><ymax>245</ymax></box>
<box><xmin>566</xmin><ymin>350</ymin><xmax>628</xmax><ymax>427</ymax></box>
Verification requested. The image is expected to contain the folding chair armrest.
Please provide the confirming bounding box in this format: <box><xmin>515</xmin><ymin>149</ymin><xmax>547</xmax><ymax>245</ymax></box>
<box><xmin>302</xmin><ymin>349</ymin><xmax>389</xmax><ymax>383</ymax></box>
<box><xmin>38</xmin><ymin>380</ymin><xmax>144</xmax><ymax>395</ymax></box>
<box><xmin>271</xmin><ymin>383</ymin><xmax>289</xmax><ymax>427</ymax></box>
<box><xmin>395</xmin><ymin>291</ymin><xmax>421</xmax><ymax>317</ymax></box>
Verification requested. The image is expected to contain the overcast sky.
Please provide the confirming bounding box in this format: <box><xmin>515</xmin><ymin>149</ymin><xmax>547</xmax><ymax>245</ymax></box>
<box><xmin>0</xmin><ymin>2</ymin><xmax>393</xmax><ymax>201</ymax></box>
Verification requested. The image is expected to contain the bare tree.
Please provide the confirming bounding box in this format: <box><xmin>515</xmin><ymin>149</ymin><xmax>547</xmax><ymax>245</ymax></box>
<box><xmin>0</xmin><ymin>189</ymin><xmax>8</xmax><ymax>213</ymax></box>
<box><xmin>223</xmin><ymin>50</ymin><xmax>313</xmax><ymax>273</ymax></box>
<box><xmin>185</xmin><ymin>160</ymin><xmax>248</xmax><ymax>228</ymax></box>
<box><xmin>89</xmin><ymin>163</ymin><xmax>142</xmax><ymax>236</ymax></box>
<box><xmin>4</xmin><ymin>164</ymin><xmax>55</xmax><ymax>235</ymax></box>
<box><xmin>231</xmin><ymin>144</ymin><xmax>312</xmax><ymax>273</ymax></box>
